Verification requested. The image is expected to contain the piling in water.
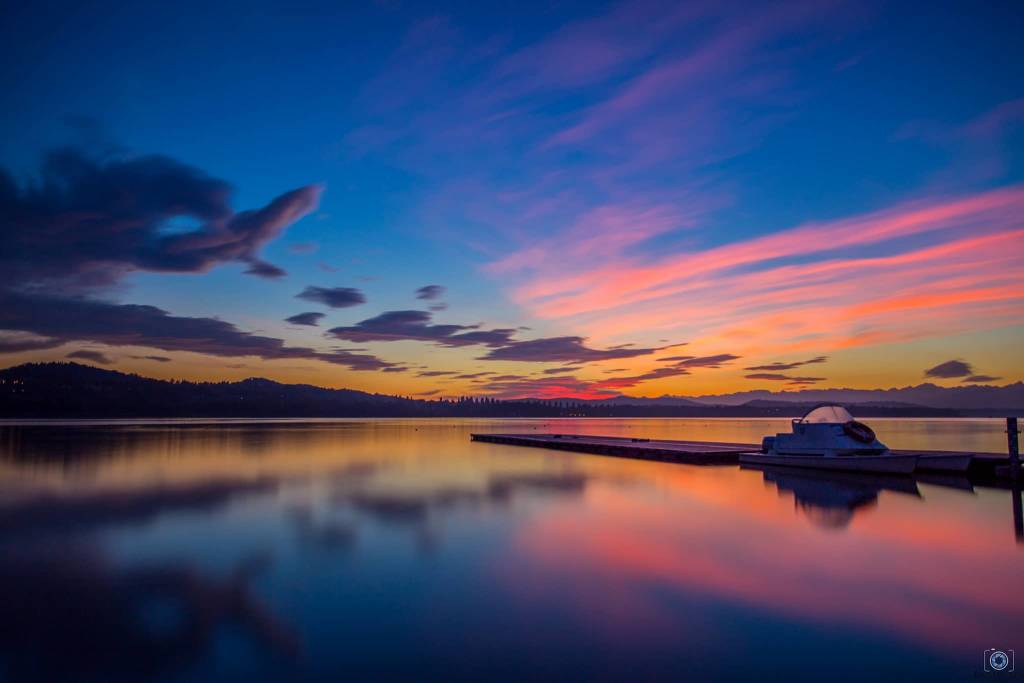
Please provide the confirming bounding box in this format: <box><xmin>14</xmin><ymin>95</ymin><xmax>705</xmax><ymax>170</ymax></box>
<box><xmin>1008</xmin><ymin>417</ymin><xmax>1020</xmax><ymax>481</ymax></box>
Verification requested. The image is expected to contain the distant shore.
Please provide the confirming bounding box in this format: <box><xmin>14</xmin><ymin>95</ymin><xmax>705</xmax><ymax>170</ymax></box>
<box><xmin>2</xmin><ymin>362</ymin><xmax>1021</xmax><ymax>419</ymax></box>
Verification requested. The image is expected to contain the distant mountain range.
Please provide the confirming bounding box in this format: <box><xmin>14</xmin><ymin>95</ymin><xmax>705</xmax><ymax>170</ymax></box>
<box><xmin>0</xmin><ymin>362</ymin><xmax>1020</xmax><ymax>419</ymax></box>
<box><xmin>615</xmin><ymin>383</ymin><xmax>1024</xmax><ymax>411</ymax></box>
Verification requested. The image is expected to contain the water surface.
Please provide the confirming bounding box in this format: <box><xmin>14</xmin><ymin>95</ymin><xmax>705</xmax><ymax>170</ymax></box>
<box><xmin>0</xmin><ymin>418</ymin><xmax>1020</xmax><ymax>682</ymax></box>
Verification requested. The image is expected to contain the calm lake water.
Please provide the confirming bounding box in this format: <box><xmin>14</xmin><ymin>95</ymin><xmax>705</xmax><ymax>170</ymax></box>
<box><xmin>0</xmin><ymin>418</ymin><xmax>1020</xmax><ymax>682</ymax></box>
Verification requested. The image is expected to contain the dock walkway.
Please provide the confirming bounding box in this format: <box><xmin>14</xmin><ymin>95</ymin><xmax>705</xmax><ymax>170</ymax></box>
<box><xmin>470</xmin><ymin>432</ymin><xmax>750</xmax><ymax>465</ymax></box>
<box><xmin>470</xmin><ymin>432</ymin><xmax>1013</xmax><ymax>475</ymax></box>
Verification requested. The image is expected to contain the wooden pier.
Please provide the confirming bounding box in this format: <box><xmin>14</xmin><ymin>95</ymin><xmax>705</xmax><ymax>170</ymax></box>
<box><xmin>470</xmin><ymin>432</ymin><xmax>1015</xmax><ymax>475</ymax></box>
<box><xmin>470</xmin><ymin>433</ymin><xmax>749</xmax><ymax>465</ymax></box>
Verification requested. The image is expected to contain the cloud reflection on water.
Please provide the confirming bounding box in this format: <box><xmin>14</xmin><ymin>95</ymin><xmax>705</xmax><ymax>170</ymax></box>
<box><xmin>0</xmin><ymin>542</ymin><xmax>298</xmax><ymax>682</ymax></box>
<box><xmin>0</xmin><ymin>420</ymin><xmax>1020</xmax><ymax>681</ymax></box>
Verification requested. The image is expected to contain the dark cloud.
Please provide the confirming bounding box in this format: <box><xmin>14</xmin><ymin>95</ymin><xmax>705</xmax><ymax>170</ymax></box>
<box><xmin>479</xmin><ymin>336</ymin><xmax>674</xmax><ymax>363</ymax></box>
<box><xmin>656</xmin><ymin>354</ymin><xmax>740</xmax><ymax>368</ymax></box>
<box><xmin>454</xmin><ymin>371</ymin><xmax>495</xmax><ymax>379</ymax></box>
<box><xmin>484</xmin><ymin>361</ymin><xmax>701</xmax><ymax>397</ymax></box>
<box><xmin>328</xmin><ymin>310</ymin><xmax>516</xmax><ymax>348</ymax></box>
<box><xmin>243</xmin><ymin>260</ymin><xmax>287</xmax><ymax>278</ymax></box>
<box><xmin>542</xmin><ymin>367</ymin><xmax>576</xmax><ymax>375</ymax></box>
<box><xmin>330</xmin><ymin>310</ymin><xmax>685</xmax><ymax>366</ymax></box>
<box><xmin>0</xmin><ymin>144</ymin><xmax>366</xmax><ymax>371</ymax></box>
<box><xmin>131</xmin><ymin>355</ymin><xmax>172</xmax><ymax>362</ymax></box>
<box><xmin>477</xmin><ymin>355</ymin><xmax>810</xmax><ymax>394</ymax></box>
<box><xmin>745</xmin><ymin>356</ymin><xmax>828</xmax><ymax>371</ymax></box>
<box><xmin>0</xmin><ymin>290</ymin><xmax>397</xmax><ymax>372</ymax></box>
<box><xmin>416</xmin><ymin>370</ymin><xmax>457</xmax><ymax>377</ymax></box>
<box><xmin>0</xmin><ymin>332</ymin><xmax>63</xmax><ymax>353</ymax></box>
<box><xmin>285</xmin><ymin>312</ymin><xmax>325</xmax><ymax>326</ymax></box>
<box><xmin>0</xmin><ymin>146</ymin><xmax>321</xmax><ymax>288</ymax></box>
<box><xmin>295</xmin><ymin>286</ymin><xmax>366</xmax><ymax>309</ymax></box>
<box><xmin>448</xmin><ymin>329</ymin><xmax>519</xmax><ymax>346</ymax></box>
<box><xmin>66</xmin><ymin>349</ymin><xmax>113</xmax><ymax>365</ymax></box>
<box><xmin>924</xmin><ymin>359</ymin><xmax>973</xmax><ymax>378</ymax></box>
<box><xmin>480</xmin><ymin>375</ymin><xmax>612</xmax><ymax>399</ymax></box>
<box><xmin>595</xmin><ymin>365</ymin><xmax>691</xmax><ymax>390</ymax></box>
<box><xmin>429</xmin><ymin>303</ymin><xmax>448</xmax><ymax>312</ymax></box>
<box><xmin>287</xmin><ymin>241</ymin><xmax>318</xmax><ymax>254</ymax></box>
<box><xmin>745</xmin><ymin>373</ymin><xmax>826</xmax><ymax>385</ymax></box>
<box><xmin>415</xmin><ymin>285</ymin><xmax>445</xmax><ymax>300</ymax></box>
<box><xmin>962</xmin><ymin>374</ymin><xmax>1001</xmax><ymax>384</ymax></box>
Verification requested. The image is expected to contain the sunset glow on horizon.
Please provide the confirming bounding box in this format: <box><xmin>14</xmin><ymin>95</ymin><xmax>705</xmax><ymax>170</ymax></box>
<box><xmin>1</xmin><ymin>0</ymin><xmax>1022</xmax><ymax>399</ymax></box>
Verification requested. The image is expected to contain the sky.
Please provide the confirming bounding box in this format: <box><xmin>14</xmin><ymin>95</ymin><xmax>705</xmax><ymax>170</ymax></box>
<box><xmin>0</xmin><ymin>0</ymin><xmax>1022</xmax><ymax>399</ymax></box>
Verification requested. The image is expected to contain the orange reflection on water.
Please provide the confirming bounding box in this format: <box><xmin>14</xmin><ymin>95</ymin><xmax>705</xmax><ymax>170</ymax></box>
<box><xmin>1</xmin><ymin>417</ymin><xmax>1021</xmax><ymax>679</ymax></box>
<box><xmin>504</xmin><ymin>464</ymin><xmax>1023</xmax><ymax>653</ymax></box>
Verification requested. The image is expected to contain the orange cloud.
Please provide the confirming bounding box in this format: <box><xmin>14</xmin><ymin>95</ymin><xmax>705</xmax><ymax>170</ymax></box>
<box><xmin>491</xmin><ymin>188</ymin><xmax>1024</xmax><ymax>373</ymax></box>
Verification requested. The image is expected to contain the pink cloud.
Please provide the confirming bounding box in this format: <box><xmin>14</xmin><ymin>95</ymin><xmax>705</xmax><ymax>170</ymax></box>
<box><xmin>513</xmin><ymin>185</ymin><xmax>1024</xmax><ymax>313</ymax></box>
<box><xmin>491</xmin><ymin>186</ymin><xmax>1024</xmax><ymax>358</ymax></box>
<box><xmin>487</xmin><ymin>201</ymin><xmax>699</xmax><ymax>275</ymax></box>
<box><xmin>962</xmin><ymin>97</ymin><xmax>1024</xmax><ymax>139</ymax></box>
<box><xmin>545</xmin><ymin>1</ymin><xmax>836</xmax><ymax>147</ymax></box>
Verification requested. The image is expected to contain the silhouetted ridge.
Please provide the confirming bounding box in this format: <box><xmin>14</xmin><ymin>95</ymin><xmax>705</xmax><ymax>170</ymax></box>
<box><xmin>0</xmin><ymin>362</ymin><xmax>1016</xmax><ymax>418</ymax></box>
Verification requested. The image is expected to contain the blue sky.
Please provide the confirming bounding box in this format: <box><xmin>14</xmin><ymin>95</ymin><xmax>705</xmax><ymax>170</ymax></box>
<box><xmin>1</xmin><ymin>0</ymin><xmax>1022</xmax><ymax>396</ymax></box>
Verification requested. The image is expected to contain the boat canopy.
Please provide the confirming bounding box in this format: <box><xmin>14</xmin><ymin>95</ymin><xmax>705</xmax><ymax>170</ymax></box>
<box><xmin>798</xmin><ymin>404</ymin><xmax>854</xmax><ymax>424</ymax></box>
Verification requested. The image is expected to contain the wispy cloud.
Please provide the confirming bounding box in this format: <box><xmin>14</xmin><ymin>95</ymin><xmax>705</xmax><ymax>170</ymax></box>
<box><xmin>746</xmin><ymin>357</ymin><xmax>828</xmax><ymax>371</ymax></box>
<box><xmin>67</xmin><ymin>349</ymin><xmax>113</xmax><ymax>365</ymax></box>
<box><xmin>962</xmin><ymin>374</ymin><xmax>1001</xmax><ymax>384</ymax></box>
<box><xmin>478</xmin><ymin>336</ymin><xmax>683</xmax><ymax>364</ymax></box>
<box><xmin>497</xmin><ymin>187</ymin><xmax>1024</xmax><ymax>359</ymax></box>
<box><xmin>328</xmin><ymin>309</ymin><xmax>684</xmax><ymax>366</ymax></box>
<box><xmin>744</xmin><ymin>373</ymin><xmax>826</xmax><ymax>385</ymax></box>
<box><xmin>415</xmin><ymin>285</ymin><xmax>446</xmax><ymax>300</ymax></box>
<box><xmin>285</xmin><ymin>312</ymin><xmax>326</xmax><ymax>327</ymax></box>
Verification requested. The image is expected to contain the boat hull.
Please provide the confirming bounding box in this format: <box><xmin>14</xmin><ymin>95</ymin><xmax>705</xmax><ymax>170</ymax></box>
<box><xmin>913</xmin><ymin>453</ymin><xmax>972</xmax><ymax>473</ymax></box>
<box><xmin>739</xmin><ymin>452</ymin><xmax>918</xmax><ymax>474</ymax></box>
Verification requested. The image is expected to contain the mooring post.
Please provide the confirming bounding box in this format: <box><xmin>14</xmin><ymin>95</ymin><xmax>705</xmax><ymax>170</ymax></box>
<box><xmin>1008</xmin><ymin>416</ymin><xmax>1020</xmax><ymax>481</ymax></box>
<box><xmin>1014</xmin><ymin>484</ymin><xmax>1023</xmax><ymax>544</ymax></box>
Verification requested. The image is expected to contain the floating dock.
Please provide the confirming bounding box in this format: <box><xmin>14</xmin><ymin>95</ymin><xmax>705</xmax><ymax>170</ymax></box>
<box><xmin>470</xmin><ymin>433</ymin><xmax>749</xmax><ymax>465</ymax></box>
<box><xmin>470</xmin><ymin>432</ymin><xmax>1014</xmax><ymax>476</ymax></box>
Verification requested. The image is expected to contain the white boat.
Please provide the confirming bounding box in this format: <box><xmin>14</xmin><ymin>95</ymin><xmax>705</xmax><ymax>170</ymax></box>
<box><xmin>741</xmin><ymin>451</ymin><xmax>919</xmax><ymax>474</ymax></box>
<box><xmin>738</xmin><ymin>404</ymin><xmax>918</xmax><ymax>474</ymax></box>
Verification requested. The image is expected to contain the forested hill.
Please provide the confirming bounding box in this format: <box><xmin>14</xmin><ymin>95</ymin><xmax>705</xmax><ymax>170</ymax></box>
<box><xmin>0</xmin><ymin>362</ymin><xmax>985</xmax><ymax>418</ymax></box>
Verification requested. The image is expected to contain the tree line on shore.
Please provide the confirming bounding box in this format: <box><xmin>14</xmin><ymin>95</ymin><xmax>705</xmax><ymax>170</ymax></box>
<box><xmin>0</xmin><ymin>362</ymin><xmax>966</xmax><ymax>418</ymax></box>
